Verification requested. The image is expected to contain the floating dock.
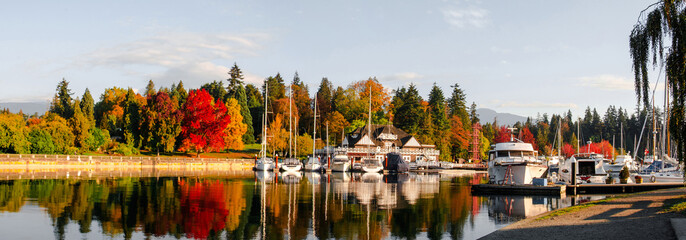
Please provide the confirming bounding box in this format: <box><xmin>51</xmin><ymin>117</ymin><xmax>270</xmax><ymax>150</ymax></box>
<box><xmin>471</xmin><ymin>184</ymin><xmax>566</xmax><ymax>196</ymax></box>
<box><xmin>567</xmin><ymin>182</ymin><xmax>684</xmax><ymax>194</ymax></box>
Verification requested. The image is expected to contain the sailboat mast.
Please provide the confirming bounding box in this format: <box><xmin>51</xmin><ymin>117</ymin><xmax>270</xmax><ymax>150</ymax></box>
<box><xmin>262</xmin><ymin>80</ymin><xmax>269</xmax><ymax>159</ymax></box>
<box><xmin>289</xmin><ymin>84</ymin><xmax>293</xmax><ymax>158</ymax></box>
<box><xmin>312</xmin><ymin>94</ymin><xmax>317</xmax><ymax>158</ymax></box>
<box><xmin>577</xmin><ymin>118</ymin><xmax>580</xmax><ymax>154</ymax></box>
<box><xmin>367</xmin><ymin>87</ymin><xmax>372</xmax><ymax>157</ymax></box>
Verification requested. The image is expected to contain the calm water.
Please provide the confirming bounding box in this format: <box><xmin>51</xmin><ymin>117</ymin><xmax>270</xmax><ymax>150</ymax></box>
<box><xmin>0</xmin><ymin>171</ymin><xmax>603</xmax><ymax>240</ymax></box>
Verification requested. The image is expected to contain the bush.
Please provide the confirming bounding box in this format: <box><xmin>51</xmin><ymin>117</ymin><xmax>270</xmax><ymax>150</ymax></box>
<box><xmin>620</xmin><ymin>166</ymin><xmax>630</xmax><ymax>180</ymax></box>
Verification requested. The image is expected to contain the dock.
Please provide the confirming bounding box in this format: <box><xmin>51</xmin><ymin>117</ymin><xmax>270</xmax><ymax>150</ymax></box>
<box><xmin>471</xmin><ymin>184</ymin><xmax>566</xmax><ymax>196</ymax></box>
<box><xmin>567</xmin><ymin>182</ymin><xmax>684</xmax><ymax>194</ymax></box>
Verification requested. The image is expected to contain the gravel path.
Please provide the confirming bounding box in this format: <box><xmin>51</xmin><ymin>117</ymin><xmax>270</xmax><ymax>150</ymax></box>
<box><xmin>481</xmin><ymin>187</ymin><xmax>686</xmax><ymax>240</ymax></box>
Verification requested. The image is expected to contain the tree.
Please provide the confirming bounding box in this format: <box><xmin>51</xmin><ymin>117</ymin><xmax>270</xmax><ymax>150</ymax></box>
<box><xmin>520</xmin><ymin>127</ymin><xmax>536</xmax><ymax>148</ymax></box>
<box><xmin>292</xmin><ymin>73</ymin><xmax>313</xmax><ymax>136</ymax></box>
<box><xmin>201</xmin><ymin>81</ymin><xmax>227</xmax><ymax>103</ymax></box>
<box><xmin>123</xmin><ymin>88</ymin><xmax>144</xmax><ymax>147</ymax></box>
<box><xmin>80</xmin><ymin>88</ymin><xmax>95</xmax><ymax>124</ymax></box>
<box><xmin>427</xmin><ymin>83</ymin><xmax>450</xmax><ymax>159</ymax></box>
<box><xmin>28</xmin><ymin>128</ymin><xmax>55</xmax><ymax>154</ymax></box>
<box><xmin>40</xmin><ymin>113</ymin><xmax>76</xmax><ymax>154</ymax></box>
<box><xmin>324</xmin><ymin>111</ymin><xmax>349</xmax><ymax>146</ymax></box>
<box><xmin>69</xmin><ymin>99</ymin><xmax>91</xmax><ymax>150</ymax></box>
<box><xmin>94</xmin><ymin>87</ymin><xmax>127</xmax><ymax>136</ymax></box>
<box><xmin>144</xmin><ymin>80</ymin><xmax>156</xmax><ymax>97</ymax></box>
<box><xmin>223</xmin><ymin>98</ymin><xmax>247</xmax><ymax>150</ymax></box>
<box><xmin>393</xmin><ymin>84</ymin><xmax>423</xmax><ymax>135</ymax></box>
<box><xmin>49</xmin><ymin>78</ymin><xmax>74</xmax><ymax>120</ymax></box>
<box><xmin>494</xmin><ymin>126</ymin><xmax>512</xmax><ymax>143</ymax></box>
<box><xmin>226</xmin><ymin>64</ymin><xmax>254</xmax><ymax>144</ymax></box>
<box><xmin>267</xmin><ymin>114</ymin><xmax>288</xmax><ymax>155</ymax></box>
<box><xmin>142</xmin><ymin>91</ymin><xmax>182</xmax><ymax>154</ymax></box>
<box><xmin>629</xmin><ymin>2</ymin><xmax>686</xmax><ymax>162</ymax></box>
<box><xmin>246</xmin><ymin>84</ymin><xmax>263</xmax><ymax>141</ymax></box>
<box><xmin>179</xmin><ymin>89</ymin><xmax>231</xmax><ymax>157</ymax></box>
<box><xmin>0</xmin><ymin>112</ymin><xmax>29</xmax><ymax>154</ymax></box>
<box><xmin>449</xmin><ymin>115</ymin><xmax>469</xmax><ymax>160</ymax></box>
<box><xmin>469</xmin><ymin>102</ymin><xmax>480</xmax><ymax>124</ymax></box>
<box><xmin>316</xmin><ymin>77</ymin><xmax>334</xmax><ymax>120</ymax></box>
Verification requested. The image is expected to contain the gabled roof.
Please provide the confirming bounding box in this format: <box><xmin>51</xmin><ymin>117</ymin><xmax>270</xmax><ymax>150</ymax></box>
<box><xmin>344</xmin><ymin>124</ymin><xmax>430</xmax><ymax>149</ymax></box>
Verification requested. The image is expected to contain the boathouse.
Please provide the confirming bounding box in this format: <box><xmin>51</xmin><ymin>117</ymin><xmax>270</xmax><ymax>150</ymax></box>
<box><xmin>319</xmin><ymin>124</ymin><xmax>439</xmax><ymax>162</ymax></box>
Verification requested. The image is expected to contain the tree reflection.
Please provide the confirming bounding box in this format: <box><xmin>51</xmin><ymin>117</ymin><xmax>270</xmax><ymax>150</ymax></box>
<box><xmin>0</xmin><ymin>173</ymin><xmax>490</xmax><ymax>239</ymax></box>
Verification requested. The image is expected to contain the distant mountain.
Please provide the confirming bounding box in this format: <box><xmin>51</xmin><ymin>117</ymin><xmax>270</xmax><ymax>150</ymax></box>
<box><xmin>0</xmin><ymin>102</ymin><xmax>49</xmax><ymax>115</ymax></box>
<box><xmin>476</xmin><ymin>108</ymin><xmax>528</xmax><ymax>126</ymax></box>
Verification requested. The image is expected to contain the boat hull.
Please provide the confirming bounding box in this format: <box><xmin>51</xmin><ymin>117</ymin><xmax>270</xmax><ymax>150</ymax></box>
<box><xmin>362</xmin><ymin>165</ymin><xmax>384</xmax><ymax>173</ymax></box>
<box><xmin>281</xmin><ymin>164</ymin><xmax>303</xmax><ymax>172</ymax></box>
<box><xmin>331</xmin><ymin>162</ymin><xmax>350</xmax><ymax>172</ymax></box>
<box><xmin>488</xmin><ymin>163</ymin><xmax>547</xmax><ymax>185</ymax></box>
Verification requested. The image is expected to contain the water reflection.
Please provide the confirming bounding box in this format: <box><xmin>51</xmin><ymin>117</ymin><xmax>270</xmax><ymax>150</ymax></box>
<box><xmin>0</xmin><ymin>173</ymin><xmax>607</xmax><ymax>239</ymax></box>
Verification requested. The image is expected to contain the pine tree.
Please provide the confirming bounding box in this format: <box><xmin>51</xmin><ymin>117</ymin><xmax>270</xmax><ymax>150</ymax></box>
<box><xmin>144</xmin><ymin>80</ymin><xmax>156</xmax><ymax>97</ymax></box>
<box><xmin>80</xmin><ymin>88</ymin><xmax>95</xmax><ymax>124</ymax></box>
<box><xmin>226</xmin><ymin>64</ymin><xmax>254</xmax><ymax>144</ymax></box>
<box><xmin>49</xmin><ymin>78</ymin><xmax>74</xmax><ymax>119</ymax></box>
<box><xmin>393</xmin><ymin>84</ymin><xmax>423</xmax><ymax>135</ymax></box>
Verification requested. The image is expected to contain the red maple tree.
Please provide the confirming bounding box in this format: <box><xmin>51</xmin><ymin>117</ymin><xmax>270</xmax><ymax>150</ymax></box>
<box><xmin>562</xmin><ymin>143</ymin><xmax>576</xmax><ymax>158</ymax></box>
<box><xmin>179</xmin><ymin>89</ymin><xmax>231</xmax><ymax>157</ymax></box>
<box><xmin>494</xmin><ymin>126</ymin><xmax>512</xmax><ymax>143</ymax></box>
<box><xmin>519</xmin><ymin>127</ymin><xmax>536</xmax><ymax>149</ymax></box>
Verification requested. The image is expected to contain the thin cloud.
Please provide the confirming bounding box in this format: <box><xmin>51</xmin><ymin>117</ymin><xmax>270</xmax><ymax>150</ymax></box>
<box><xmin>381</xmin><ymin>72</ymin><xmax>425</xmax><ymax>82</ymax></box>
<box><xmin>577</xmin><ymin>74</ymin><xmax>634</xmax><ymax>91</ymax></box>
<box><xmin>494</xmin><ymin>101</ymin><xmax>578</xmax><ymax>109</ymax></box>
<box><xmin>441</xmin><ymin>1</ymin><xmax>489</xmax><ymax>28</ymax></box>
<box><xmin>71</xmin><ymin>31</ymin><xmax>270</xmax><ymax>87</ymax></box>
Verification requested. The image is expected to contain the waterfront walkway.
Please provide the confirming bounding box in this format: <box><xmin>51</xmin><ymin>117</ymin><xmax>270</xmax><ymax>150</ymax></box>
<box><xmin>482</xmin><ymin>187</ymin><xmax>686</xmax><ymax>240</ymax></box>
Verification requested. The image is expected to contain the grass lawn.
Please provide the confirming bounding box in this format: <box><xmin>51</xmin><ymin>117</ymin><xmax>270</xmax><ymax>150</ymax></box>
<box><xmin>80</xmin><ymin>143</ymin><xmax>262</xmax><ymax>159</ymax></box>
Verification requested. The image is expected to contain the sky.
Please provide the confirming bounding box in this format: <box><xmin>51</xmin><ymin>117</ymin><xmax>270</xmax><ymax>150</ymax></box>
<box><xmin>0</xmin><ymin>0</ymin><xmax>666</xmax><ymax>119</ymax></box>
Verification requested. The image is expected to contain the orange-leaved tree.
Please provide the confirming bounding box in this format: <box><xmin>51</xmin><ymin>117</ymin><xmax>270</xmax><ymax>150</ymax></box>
<box><xmin>179</xmin><ymin>89</ymin><xmax>231</xmax><ymax>157</ymax></box>
<box><xmin>223</xmin><ymin>98</ymin><xmax>247</xmax><ymax>151</ymax></box>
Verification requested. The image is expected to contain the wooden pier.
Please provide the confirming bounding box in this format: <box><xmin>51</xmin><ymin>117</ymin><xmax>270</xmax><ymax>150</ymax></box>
<box><xmin>567</xmin><ymin>182</ymin><xmax>684</xmax><ymax>194</ymax></box>
<box><xmin>471</xmin><ymin>184</ymin><xmax>566</xmax><ymax>196</ymax></box>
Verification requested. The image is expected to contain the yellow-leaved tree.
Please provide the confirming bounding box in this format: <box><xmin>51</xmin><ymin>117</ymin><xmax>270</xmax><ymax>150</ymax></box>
<box><xmin>223</xmin><ymin>98</ymin><xmax>247</xmax><ymax>150</ymax></box>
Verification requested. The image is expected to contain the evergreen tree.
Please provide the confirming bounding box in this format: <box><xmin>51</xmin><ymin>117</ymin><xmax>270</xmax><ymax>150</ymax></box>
<box><xmin>201</xmin><ymin>80</ymin><xmax>227</xmax><ymax>102</ymax></box>
<box><xmin>316</xmin><ymin>77</ymin><xmax>334</xmax><ymax>121</ymax></box>
<box><xmin>49</xmin><ymin>78</ymin><xmax>74</xmax><ymax>120</ymax></box>
<box><xmin>393</xmin><ymin>84</ymin><xmax>423</xmax><ymax>135</ymax></box>
<box><xmin>170</xmin><ymin>81</ymin><xmax>188</xmax><ymax>107</ymax></box>
<box><xmin>226</xmin><ymin>64</ymin><xmax>254</xmax><ymax>144</ymax></box>
<box><xmin>469</xmin><ymin>102</ymin><xmax>480</xmax><ymax>124</ymax></box>
<box><xmin>80</xmin><ymin>88</ymin><xmax>95</xmax><ymax>124</ymax></box>
<box><xmin>246</xmin><ymin>84</ymin><xmax>264</xmax><ymax>141</ymax></box>
<box><xmin>69</xmin><ymin>99</ymin><xmax>91</xmax><ymax>150</ymax></box>
<box><xmin>144</xmin><ymin>80</ymin><xmax>156</xmax><ymax>97</ymax></box>
<box><xmin>427</xmin><ymin>83</ymin><xmax>451</xmax><ymax>161</ymax></box>
<box><xmin>123</xmin><ymin>88</ymin><xmax>143</xmax><ymax>147</ymax></box>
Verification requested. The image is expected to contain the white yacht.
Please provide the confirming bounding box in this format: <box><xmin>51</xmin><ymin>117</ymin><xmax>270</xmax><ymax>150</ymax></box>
<box><xmin>559</xmin><ymin>153</ymin><xmax>609</xmax><ymax>184</ymax></box>
<box><xmin>603</xmin><ymin>154</ymin><xmax>636</xmax><ymax>173</ymax></box>
<box><xmin>280</xmin><ymin>157</ymin><xmax>303</xmax><ymax>172</ymax></box>
<box><xmin>304</xmin><ymin>156</ymin><xmax>322</xmax><ymax>172</ymax></box>
<box><xmin>487</xmin><ymin>135</ymin><xmax>547</xmax><ymax>185</ymax></box>
<box><xmin>331</xmin><ymin>153</ymin><xmax>351</xmax><ymax>172</ymax></box>
<box><xmin>361</xmin><ymin>157</ymin><xmax>384</xmax><ymax>173</ymax></box>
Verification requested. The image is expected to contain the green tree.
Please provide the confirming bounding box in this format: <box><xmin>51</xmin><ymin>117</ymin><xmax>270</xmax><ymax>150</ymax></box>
<box><xmin>80</xmin><ymin>88</ymin><xmax>95</xmax><ymax>124</ymax></box>
<box><xmin>49</xmin><ymin>78</ymin><xmax>75</xmax><ymax>120</ymax></box>
<box><xmin>469</xmin><ymin>102</ymin><xmax>480</xmax><ymax>124</ymax></box>
<box><xmin>629</xmin><ymin>2</ymin><xmax>686</xmax><ymax>162</ymax></box>
<box><xmin>393</xmin><ymin>84</ymin><xmax>423</xmax><ymax>135</ymax></box>
<box><xmin>40</xmin><ymin>113</ymin><xmax>76</xmax><ymax>154</ymax></box>
<box><xmin>227</xmin><ymin>64</ymin><xmax>254</xmax><ymax>144</ymax></box>
<box><xmin>28</xmin><ymin>128</ymin><xmax>55</xmax><ymax>154</ymax></box>
<box><xmin>0</xmin><ymin>112</ymin><xmax>29</xmax><ymax>154</ymax></box>
<box><xmin>427</xmin><ymin>83</ymin><xmax>451</xmax><ymax>161</ymax></box>
<box><xmin>142</xmin><ymin>91</ymin><xmax>182</xmax><ymax>154</ymax></box>
<box><xmin>246</xmin><ymin>84</ymin><xmax>263</xmax><ymax>141</ymax></box>
<box><xmin>144</xmin><ymin>79</ymin><xmax>156</xmax><ymax>97</ymax></box>
<box><xmin>123</xmin><ymin>88</ymin><xmax>144</xmax><ymax>147</ymax></box>
<box><xmin>201</xmin><ymin>80</ymin><xmax>227</xmax><ymax>102</ymax></box>
<box><xmin>69</xmin><ymin>99</ymin><xmax>91</xmax><ymax>150</ymax></box>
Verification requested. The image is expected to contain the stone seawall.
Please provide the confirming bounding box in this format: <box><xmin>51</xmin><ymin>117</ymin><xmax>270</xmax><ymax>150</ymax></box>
<box><xmin>0</xmin><ymin>154</ymin><xmax>255</xmax><ymax>180</ymax></box>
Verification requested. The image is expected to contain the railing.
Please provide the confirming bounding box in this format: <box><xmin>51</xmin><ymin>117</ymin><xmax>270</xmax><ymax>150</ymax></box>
<box><xmin>315</xmin><ymin>147</ymin><xmax>440</xmax><ymax>156</ymax></box>
<box><xmin>0</xmin><ymin>154</ymin><xmax>253</xmax><ymax>164</ymax></box>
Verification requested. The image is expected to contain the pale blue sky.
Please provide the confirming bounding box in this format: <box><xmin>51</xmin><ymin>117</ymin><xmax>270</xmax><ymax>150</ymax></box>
<box><xmin>0</xmin><ymin>0</ymin><xmax>663</xmax><ymax>118</ymax></box>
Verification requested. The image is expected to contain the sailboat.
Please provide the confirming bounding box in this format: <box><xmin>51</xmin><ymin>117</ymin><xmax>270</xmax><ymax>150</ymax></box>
<box><xmin>281</xmin><ymin>83</ymin><xmax>303</xmax><ymax>172</ymax></box>
<box><xmin>361</xmin><ymin>87</ymin><xmax>383</xmax><ymax>173</ymax></box>
<box><xmin>254</xmin><ymin>80</ymin><xmax>275</xmax><ymax>171</ymax></box>
<box><xmin>304</xmin><ymin>93</ymin><xmax>322</xmax><ymax>171</ymax></box>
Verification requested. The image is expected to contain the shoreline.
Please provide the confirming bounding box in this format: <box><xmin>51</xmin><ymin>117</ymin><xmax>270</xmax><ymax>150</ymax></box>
<box><xmin>481</xmin><ymin>187</ymin><xmax>686</xmax><ymax>239</ymax></box>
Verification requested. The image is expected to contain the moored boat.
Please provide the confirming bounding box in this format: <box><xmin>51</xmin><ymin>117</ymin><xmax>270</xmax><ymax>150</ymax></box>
<box><xmin>487</xmin><ymin>133</ymin><xmax>548</xmax><ymax>185</ymax></box>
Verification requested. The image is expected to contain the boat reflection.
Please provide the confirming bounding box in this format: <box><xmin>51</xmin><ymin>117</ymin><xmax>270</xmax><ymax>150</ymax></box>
<box><xmin>0</xmin><ymin>172</ymin><xmax>602</xmax><ymax>240</ymax></box>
